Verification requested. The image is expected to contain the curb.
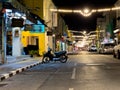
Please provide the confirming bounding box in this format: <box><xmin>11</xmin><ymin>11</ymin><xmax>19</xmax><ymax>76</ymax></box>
<box><xmin>0</xmin><ymin>61</ymin><xmax>41</xmax><ymax>82</ymax></box>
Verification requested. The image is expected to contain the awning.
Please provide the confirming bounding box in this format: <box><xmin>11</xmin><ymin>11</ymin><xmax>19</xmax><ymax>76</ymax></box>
<box><xmin>2</xmin><ymin>0</ymin><xmax>47</xmax><ymax>26</ymax></box>
<box><xmin>26</xmin><ymin>13</ymin><xmax>37</xmax><ymax>24</ymax></box>
<box><xmin>1</xmin><ymin>0</ymin><xmax>28</xmax><ymax>13</ymax></box>
<box><xmin>11</xmin><ymin>0</ymin><xmax>47</xmax><ymax>26</ymax></box>
<box><xmin>29</xmin><ymin>12</ymin><xmax>47</xmax><ymax>26</ymax></box>
<box><xmin>2</xmin><ymin>2</ymin><xmax>15</xmax><ymax>9</ymax></box>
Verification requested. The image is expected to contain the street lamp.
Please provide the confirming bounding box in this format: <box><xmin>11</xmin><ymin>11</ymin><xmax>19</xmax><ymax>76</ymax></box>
<box><xmin>83</xmin><ymin>8</ymin><xmax>90</xmax><ymax>13</ymax></box>
<box><xmin>83</xmin><ymin>31</ymin><xmax>86</xmax><ymax>35</ymax></box>
<box><xmin>80</xmin><ymin>8</ymin><xmax>92</xmax><ymax>17</ymax></box>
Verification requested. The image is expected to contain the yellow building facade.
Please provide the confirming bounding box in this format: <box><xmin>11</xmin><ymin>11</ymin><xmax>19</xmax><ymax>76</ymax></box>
<box><xmin>21</xmin><ymin>31</ymin><xmax>45</xmax><ymax>55</ymax></box>
<box><xmin>20</xmin><ymin>0</ymin><xmax>45</xmax><ymax>55</ymax></box>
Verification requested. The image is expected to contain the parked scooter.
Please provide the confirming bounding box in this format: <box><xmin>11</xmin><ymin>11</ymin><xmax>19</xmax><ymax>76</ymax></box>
<box><xmin>42</xmin><ymin>48</ymin><xmax>68</xmax><ymax>63</ymax></box>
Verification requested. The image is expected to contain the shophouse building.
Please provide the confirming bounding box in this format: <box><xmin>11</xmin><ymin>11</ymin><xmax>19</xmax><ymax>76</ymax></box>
<box><xmin>19</xmin><ymin>0</ymin><xmax>68</xmax><ymax>56</ymax></box>
<box><xmin>114</xmin><ymin>0</ymin><xmax>120</xmax><ymax>44</ymax></box>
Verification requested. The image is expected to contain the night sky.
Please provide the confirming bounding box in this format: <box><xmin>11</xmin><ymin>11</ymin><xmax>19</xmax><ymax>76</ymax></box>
<box><xmin>52</xmin><ymin>0</ymin><xmax>117</xmax><ymax>32</ymax></box>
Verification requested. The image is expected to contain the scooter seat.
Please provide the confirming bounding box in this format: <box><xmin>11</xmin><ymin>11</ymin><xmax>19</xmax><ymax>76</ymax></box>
<box><xmin>54</xmin><ymin>51</ymin><xmax>67</xmax><ymax>56</ymax></box>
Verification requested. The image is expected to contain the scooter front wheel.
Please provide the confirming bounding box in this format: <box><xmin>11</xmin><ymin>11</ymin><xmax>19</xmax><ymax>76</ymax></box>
<box><xmin>60</xmin><ymin>55</ymin><xmax>68</xmax><ymax>63</ymax></box>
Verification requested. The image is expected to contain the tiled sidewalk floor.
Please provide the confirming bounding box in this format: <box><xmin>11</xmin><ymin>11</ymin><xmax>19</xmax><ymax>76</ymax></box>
<box><xmin>0</xmin><ymin>56</ymin><xmax>42</xmax><ymax>81</ymax></box>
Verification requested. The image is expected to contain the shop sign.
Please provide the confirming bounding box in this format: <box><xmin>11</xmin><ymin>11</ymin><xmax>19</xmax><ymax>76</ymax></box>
<box><xmin>11</xmin><ymin>18</ymin><xmax>24</xmax><ymax>27</ymax></box>
<box><xmin>24</xmin><ymin>24</ymin><xmax>32</xmax><ymax>31</ymax></box>
<box><xmin>52</xmin><ymin>12</ymin><xmax>57</xmax><ymax>27</ymax></box>
<box><xmin>30</xmin><ymin>24</ymin><xmax>45</xmax><ymax>33</ymax></box>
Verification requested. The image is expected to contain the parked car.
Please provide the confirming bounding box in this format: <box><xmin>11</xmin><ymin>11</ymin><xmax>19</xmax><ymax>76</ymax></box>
<box><xmin>113</xmin><ymin>44</ymin><xmax>120</xmax><ymax>59</ymax></box>
<box><xmin>98</xmin><ymin>43</ymin><xmax>115</xmax><ymax>54</ymax></box>
<box><xmin>88</xmin><ymin>45</ymin><xmax>97</xmax><ymax>52</ymax></box>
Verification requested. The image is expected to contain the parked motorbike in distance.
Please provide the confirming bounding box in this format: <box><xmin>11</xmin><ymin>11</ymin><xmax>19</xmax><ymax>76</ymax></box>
<box><xmin>42</xmin><ymin>48</ymin><xmax>68</xmax><ymax>63</ymax></box>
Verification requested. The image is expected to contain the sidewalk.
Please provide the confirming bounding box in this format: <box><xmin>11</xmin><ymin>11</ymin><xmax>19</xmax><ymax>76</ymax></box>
<box><xmin>0</xmin><ymin>52</ymin><xmax>71</xmax><ymax>82</ymax></box>
<box><xmin>0</xmin><ymin>56</ymin><xmax>42</xmax><ymax>82</ymax></box>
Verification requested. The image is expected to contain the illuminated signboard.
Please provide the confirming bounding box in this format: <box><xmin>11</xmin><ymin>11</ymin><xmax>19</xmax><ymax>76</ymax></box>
<box><xmin>30</xmin><ymin>24</ymin><xmax>45</xmax><ymax>33</ymax></box>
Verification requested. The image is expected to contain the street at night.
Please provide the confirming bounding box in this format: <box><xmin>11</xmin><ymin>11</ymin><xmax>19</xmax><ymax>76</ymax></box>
<box><xmin>0</xmin><ymin>52</ymin><xmax>120</xmax><ymax>90</ymax></box>
<box><xmin>0</xmin><ymin>0</ymin><xmax>120</xmax><ymax>90</ymax></box>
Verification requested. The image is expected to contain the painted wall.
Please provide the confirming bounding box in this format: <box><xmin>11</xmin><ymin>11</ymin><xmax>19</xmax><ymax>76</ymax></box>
<box><xmin>20</xmin><ymin>0</ymin><xmax>45</xmax><ymax>55</ymax></box>
<box><xmin>43</xmin><ymin>0</ymin><xmax>56</xmax><ymax>51</ymax></box>
<box><xmin>12</xmin><ymin>27</ymin><xmax>21</xmax><ymax>56</ymax></box>
<box><xmin>21</xmin><ymin>31</ymin><xmax>45</xmax><ymax>55</ymax></box>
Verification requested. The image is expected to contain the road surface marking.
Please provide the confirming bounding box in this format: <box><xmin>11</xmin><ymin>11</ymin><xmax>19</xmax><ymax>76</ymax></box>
<box><xmin>71</xmin><ymin>68</ymin><xmax>76</xmax><ymax>79</ymax></box>
<box><xmin>69</xmin><ymin>88</ymin><xmax>74</xmax><ymax>90</ymax></box>
<box><xmin>86</xmin><ymin>63</ymin><xmax>105</xmax><ymax>66</ymax></box>
<box><xmin>74</xmin><ymin>63</ymin><xmax>77</xmax><ymax>66</ymax></box>
<box><xmin>71</xmin><ymin>63</ymin><xmax>76</xmax><ymax>80</ymax></box>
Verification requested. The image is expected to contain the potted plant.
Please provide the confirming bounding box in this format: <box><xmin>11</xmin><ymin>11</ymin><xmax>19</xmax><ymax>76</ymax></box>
<box><xmin>29</xmin><ymin>50</ymin><xmax>39</xmax><ymax>57</ymax></box>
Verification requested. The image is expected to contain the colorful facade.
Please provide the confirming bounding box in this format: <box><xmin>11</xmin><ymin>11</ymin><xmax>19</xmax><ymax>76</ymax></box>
<box><xmin>20</xmin><ymin>0</ymin><xmax>46</xmax><ymax>56</ymax></box>
<box><xmin>21</xmin><ymin>31</ymin><xmax>45</xmax><ymax>56</ymax></box>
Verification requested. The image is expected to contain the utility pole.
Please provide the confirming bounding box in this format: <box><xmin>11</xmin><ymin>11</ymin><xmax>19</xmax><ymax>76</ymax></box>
<box><xmin>52</xmin><ymin>12</ymin><xmax>57</xmax><ymax>52</ymax></box>
<box><xmin>1</xmin><ymin>4</ymin><xmax>7</xmax><ymax>64</ymax></box>
<box><xmin>96</xmin><ymin>26</ymin><xmax>100</xmax><ymax>49</ymax></box>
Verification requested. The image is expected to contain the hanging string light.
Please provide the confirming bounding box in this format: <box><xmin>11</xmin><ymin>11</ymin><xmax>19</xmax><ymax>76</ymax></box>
<box><xmin>50</xmin><ymin>6</ymin><xmax>120</xmax><ymax>17</ymax></box>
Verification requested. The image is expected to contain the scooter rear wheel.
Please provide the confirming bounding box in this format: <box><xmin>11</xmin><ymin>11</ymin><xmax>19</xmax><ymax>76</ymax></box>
<box><xmin>60</xmin><ymin>55</ymin><xmax>68</xmax><ymax>63</ymax></box>
<box><xmin>43</xmin><ymin>57</ymin><xmax>50</xmax><ymax>63</ymax></box>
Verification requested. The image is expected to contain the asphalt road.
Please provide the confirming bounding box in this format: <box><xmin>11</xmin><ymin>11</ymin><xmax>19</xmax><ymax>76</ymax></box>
<box><xmin>0</xmin><ymin>51</ymin><xmax>120</xmax><ymax>90</ymax></box>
